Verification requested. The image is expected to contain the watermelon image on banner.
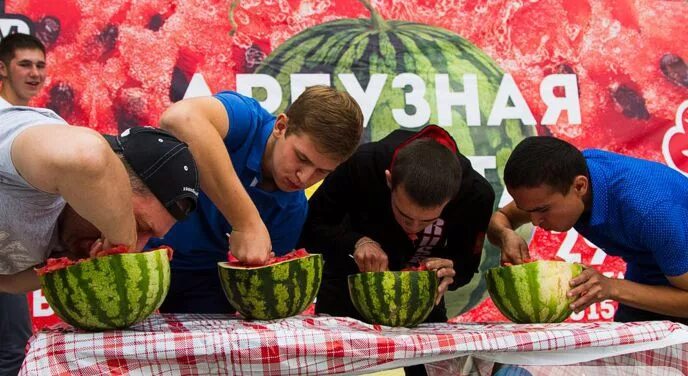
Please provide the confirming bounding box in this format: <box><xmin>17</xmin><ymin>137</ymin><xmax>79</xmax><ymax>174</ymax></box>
<box><xmin>251</xmin><ymin>0</ymin><xmax>535</xmax><ymax>317</ymax></box>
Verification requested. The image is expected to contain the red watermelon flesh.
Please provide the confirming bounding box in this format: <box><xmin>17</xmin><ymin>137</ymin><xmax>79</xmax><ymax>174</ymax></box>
<box><xmin>35</xmin><ymin>245</ymin><xmax>174</xmax><ymax>276</ymax></box>
<box><xmin>227</xmin><ymin>248</ymin><xmax>310</xmax><ymax>267</ymax></box>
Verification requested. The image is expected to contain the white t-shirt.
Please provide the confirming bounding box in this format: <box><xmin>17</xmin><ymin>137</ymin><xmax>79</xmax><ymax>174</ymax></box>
<box><xmin>0</xmin><ymin>107</ymin><xmax>68</xmax><ymax>274</ymax></box>
<box><xmin>0</xmin><ymin>96</ymin><xmax>11</xmax><ymax>109</ymax></box>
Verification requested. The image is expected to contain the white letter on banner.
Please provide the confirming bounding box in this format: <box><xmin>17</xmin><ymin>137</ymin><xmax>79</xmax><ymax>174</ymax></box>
<box><xmin>436</xmin><ymin>74</ymin><xmax>481</xmax><ymax>127</ymax></box>
<box><xmin>540</xmin><ymin>74</ymin><xmax>581</xmax><ymax>125</ymax></box>
<box><xmin>466</xmin><ymin>156</ymin><xmax>496</xmax><ymax>177</ymax></box>
<box><xmin>183</xmin><ymin>73</ymin><xmax>213</xmax><ymax>99</ymax></box>
<box><xmin>291</xmin><ymin>74</ymin><xmax>330</xmax><ymax>102</ymax></box>
<box><xmin>339</xmin><ymin>73</ymin><xmax>387</xmax><ymax>128</ymax></box>
<box><xmin>236</xmin><ymin>74</ymin><xmax>282</xmax><ymax>113</ymax></box>
<box><xmin>392</xmin><ymin>73</ymin><xmax>431</xmax><ymax>128</ymax></box>
<box><xmin>32</xmin><ymin>290</ymin><xmax>54</xmax><ymax>317</ymax></box>
<box><xmin>487</xmin><ymin>74</ymin><xmax>537</xmax><ymax>126</ymax></box>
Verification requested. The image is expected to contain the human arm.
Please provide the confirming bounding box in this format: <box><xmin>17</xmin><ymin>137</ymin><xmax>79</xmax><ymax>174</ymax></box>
<box><xmin>11</xmin><ymin>125</ymin><xmax>137</xmax><ymax>251</ymax></box>
<box><xmin>299</xmin><ymin>151</ymin><xmax>382</xmax><ymax>269</ymax></box>
<box><xmin>569</xmin><ymin>202</ymin><xmax>688</xmax><ymax>317</ymax></box>
<box><xmin>486</xmin><ymin>201</ymin><xmax>532</xmax><ymax>265</ymax></box>
<box><xmin>435</xmin><ymin>175</ymin><xmax>495</xmax><ymax>291</ymax></box>
<box><xmin>0</xmin><ymin>268</ymin><xmax>40</xmax><ymax>293</ymax></box>
<box><xmin>569</xmin><ymin>268</ymin><xmax>688</xmax><ymax>317</ymax></box>
<box><xmin>159</xmin><ymin>96</ymin><xmax>271</xmax><ymax>264</ymax></box>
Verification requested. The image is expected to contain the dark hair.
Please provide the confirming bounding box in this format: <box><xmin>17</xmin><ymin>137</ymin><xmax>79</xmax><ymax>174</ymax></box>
<box><xmin>390</xmin><ymin>139</ymin><xmax>462</xmax><ymax>207</ymax></box>
<box><xmin>115</xmin><ymin>153</ymin><xmax>150</xmax><ymax>195</ymax></box>
<box><xmin>504</xmin><ymin>136</ymin><xmax>588</xmax><ymax>194</ymax></box>
<box><xmin>0</xmin><ymin>33</ymin><xmax>46</xmax><ymax>65</ymax></box>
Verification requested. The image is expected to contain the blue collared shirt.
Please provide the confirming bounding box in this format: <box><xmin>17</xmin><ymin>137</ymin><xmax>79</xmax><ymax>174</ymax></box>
<box><xmin>148</xmin><ymin>91</ymin><xmax>307</xmax><ymax>270</ymax></box>
<box><xmin>574</xmin><ymin>149</ymin><xmax>688</xmax><ymax>285</ymax></box>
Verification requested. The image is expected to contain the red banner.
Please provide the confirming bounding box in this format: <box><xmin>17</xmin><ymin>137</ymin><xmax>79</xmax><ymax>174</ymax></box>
<box><xmin>3</xmin><ymin>0</ymin><xmax>686</xmax><ymax>328</ymax></box>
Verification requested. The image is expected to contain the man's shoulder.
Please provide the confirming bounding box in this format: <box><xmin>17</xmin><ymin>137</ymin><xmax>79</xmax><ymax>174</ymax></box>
<box><xmin>0</xmin><ymin>106</ymin><xmax>66</xmax><ymax>126</ymax></box>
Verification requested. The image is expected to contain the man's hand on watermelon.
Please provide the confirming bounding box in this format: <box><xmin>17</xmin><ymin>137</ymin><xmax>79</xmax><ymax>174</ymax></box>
<box><xmin>424</xmin><ymin>258</ymin><xmax>456</xmax><ymax>305</ymax></box>
<box><xmin>500</xmin><ymin>231</ymin><xmax>531</xmax><ymax>265</ymax></box>
<box><xmin>228</xmin><ymin>223</ymin><xmax>274</xmax><ymax>265</ymax></box>
<box><xmin>352</xmin><ymin>237</ymin><xmax>389</xmax><ymax>272</ymax></box>
<box><xmin>567</xmin><ymin>266</ymin><xmax>614</xmax><ymax>313</ymax></box>
<box><xmin>487</xmin><ymin>203</ymin><xmax>532</xmax><ymax>265</ymax></box>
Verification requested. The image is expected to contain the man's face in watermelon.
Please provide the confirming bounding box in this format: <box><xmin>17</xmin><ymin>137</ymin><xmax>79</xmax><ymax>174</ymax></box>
<box><xmin>508</xmin><ymin>176</ymin><xmax>589</xmax><ymax>232</ymax></box>
<box><xmin>58</xmin><ymin>191</ymin><xmax>176</xmax><ymax>257</ymax></box>
<box><xmin>0</xmin><ymin>48</ymin><xmax>46</xmax><ymax>105</ymax></box>
<box><xmin>264</xmin><ymin>114</ymin><xmax>342</xmax><ymax>192</ymax></box>
<box><xmin>388</xmin><ymin>182</ymin><xmax>449</xmax><ymax>241</ymax></box>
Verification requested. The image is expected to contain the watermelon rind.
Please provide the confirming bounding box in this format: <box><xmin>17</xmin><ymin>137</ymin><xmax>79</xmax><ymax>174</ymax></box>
<box><xmin>485</xmin><ymin>260</ymin><xmax>583</xmax><ymax>323</ymax></box>
<box><xmin>217</xmin><ymin>254</ymin><xmax>323</xmax><ymax>320</ymax></box>
<box><xmin>39</xmin><ymin>249</ymin><xmax>171</xmax><ymax>331</ymax></box>
<box><xmin>348</xmin><ymin>270</ymin><xmax>439</xmax><ymax>327</ymax></box>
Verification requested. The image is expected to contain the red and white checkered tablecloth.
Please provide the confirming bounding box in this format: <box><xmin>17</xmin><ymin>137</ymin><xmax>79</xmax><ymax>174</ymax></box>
<box><xmin>19</xmin><ymin>314</ymin><xmax>688</xmax><ymax>375</ymax></box>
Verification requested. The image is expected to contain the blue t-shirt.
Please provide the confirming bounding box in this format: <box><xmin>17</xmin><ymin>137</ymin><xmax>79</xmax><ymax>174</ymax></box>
<box><xmin>574</xmin><ymin>149</ymin><xmax>688</xmax><ymax>285</ymax></box>
<box><xmin>148</xmin><ymin>91</ymin><xmax>308</xmax><ymax>270</ymax></box>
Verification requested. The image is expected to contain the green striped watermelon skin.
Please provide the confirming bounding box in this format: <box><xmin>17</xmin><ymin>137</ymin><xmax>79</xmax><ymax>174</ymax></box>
<box><xmin>39</xmin><ymin>249</ymin><xmax>171</xmax><ymax>331</ymax></box>
<box><xmin>348</xmin><ymin>270</ymin><xmax>438</xmax><ymax>327</ymax></box>
<box><xmin>217</xmin><ymin>254</ymin><xmax>323</xmax><ymax>320</ymax></box>
<box><xmin>254</xmin><ymin>10</ymin><xmax>536</xmax><ymax>318</ymax></box>
<box><xmin>485</xmin><ymin>261</ymin><xmax>583</xmax><ymax>323</ymax></box>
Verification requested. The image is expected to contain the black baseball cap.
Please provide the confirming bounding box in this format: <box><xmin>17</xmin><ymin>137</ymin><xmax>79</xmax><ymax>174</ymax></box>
<box><xmin>103</xmin><ymin>126</ymin><xmax>199</xmax><ymax>220</ymax></box>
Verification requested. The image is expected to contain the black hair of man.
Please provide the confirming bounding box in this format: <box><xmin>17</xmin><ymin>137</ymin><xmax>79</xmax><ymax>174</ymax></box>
<box><xmin>390</xmin><ymin>138</ymin><xmax>462</xmax><ymax>207</ymax></box>
<box><xmin>504</xmin><ymin>136</ymin><xmax>589</xmax><ymax>195</ymax></box>
<box><xmin>0</xmin><ymin>33</ymin><xmax>46</xmax><ymax>65</ymax></box>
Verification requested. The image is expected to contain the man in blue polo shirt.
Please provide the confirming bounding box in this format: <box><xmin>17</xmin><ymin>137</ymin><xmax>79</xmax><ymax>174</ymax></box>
<box><xmin>487</xmin><ymin>136</ymin><xmax>688</xmax><ymax>323</ymax></box>
<box><xmin>148</xmin><ymin>86</ymin><xmax>363</xmax><ymax>313</ymax></box>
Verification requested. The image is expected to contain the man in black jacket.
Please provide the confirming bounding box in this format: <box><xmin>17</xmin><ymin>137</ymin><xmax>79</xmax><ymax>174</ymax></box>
<box><xmin>300</xmin><ymin>125</ymin><xmax>495</xmax><ymax>324</ymax></box>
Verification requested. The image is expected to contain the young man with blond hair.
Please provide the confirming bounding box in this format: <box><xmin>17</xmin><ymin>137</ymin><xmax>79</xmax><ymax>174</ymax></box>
<box><xmin>148</xmin><ymin>85</ymin><xmax>364</xmax><ymax>313</ymax></box>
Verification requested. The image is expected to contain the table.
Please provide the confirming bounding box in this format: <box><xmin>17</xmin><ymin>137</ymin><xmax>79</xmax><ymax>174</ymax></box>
<box><xmin>20</xmin><ymin>314</ymin><xmax>688</xmax><ymax>375</ymax></box>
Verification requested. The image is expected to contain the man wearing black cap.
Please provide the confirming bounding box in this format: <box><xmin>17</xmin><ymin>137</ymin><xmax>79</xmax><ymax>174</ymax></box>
<box><xmin>0</xmin><ymin>106</ymin><xmax>199</xmax><ymax>294</ymax></box>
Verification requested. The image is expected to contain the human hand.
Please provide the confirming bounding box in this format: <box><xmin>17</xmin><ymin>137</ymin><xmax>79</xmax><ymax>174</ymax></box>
<box><xmin>424</xmin><ymin>257</ymin><xmax>456</xmax><ymax>305</ymax></box>
<box><xmin>352</xmin><ymin>237</ymin><xmax>388</xmax><ymax>272</ymax></box>
<box><xmin>568</xmin><ymin>266</ymin><xmax>615</xmax><ymax>313</ymax></box>
<box><xmin>227</xmin><ymin>223</ymin><xmax>274</xmax><ymax>265</ymax></box>
<box><xmin>500</xmin><ymin>230</ymin><xmax>531</xmax><ymax>265</ymax></box>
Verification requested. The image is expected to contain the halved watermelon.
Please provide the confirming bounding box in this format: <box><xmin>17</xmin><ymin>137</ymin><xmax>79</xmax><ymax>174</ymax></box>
<box><xmin>218</xmin><ymin>249</ymin><xmax>323</xmax><ymax>320</ymax></box>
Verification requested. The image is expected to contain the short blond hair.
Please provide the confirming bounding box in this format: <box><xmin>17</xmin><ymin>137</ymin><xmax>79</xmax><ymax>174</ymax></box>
<box><xmin>285</xmin><ymin>86</ymin><xmax>363</xmax><ymax>160</ymax></box>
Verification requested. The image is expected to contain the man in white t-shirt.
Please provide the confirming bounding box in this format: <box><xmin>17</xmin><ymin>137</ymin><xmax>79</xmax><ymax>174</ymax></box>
<box><xmin>0</xmin><ymin>33</ymin><xmax>47</xmax><ymax>376</ymax></box>
<box><xmin>0</xmin><ymin>106</ymin><xmax>200</xmax><ymax>374</ymax></box>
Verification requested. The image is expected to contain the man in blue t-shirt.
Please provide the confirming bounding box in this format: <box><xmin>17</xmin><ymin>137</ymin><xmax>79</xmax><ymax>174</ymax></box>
<box><xmin>487</xmin><ymin>136</ymin><xmax>688</xmax><ymax>323</ymax></box>
<box><xmin>148</xmin><ymin>86</ymin><xmax>363</xmax><ymax>313</ymax></box>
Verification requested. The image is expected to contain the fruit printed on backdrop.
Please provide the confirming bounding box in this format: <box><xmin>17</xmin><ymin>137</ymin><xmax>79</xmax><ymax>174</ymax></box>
<box><xmin>218</xmin><ymin>249</ymin><xmax>323</xmax><ymax>320</ymax></box>
<box><xmin>5</xmin><ymin>0</ymin><xmax>686</xmax><ymax>328</ymax></box>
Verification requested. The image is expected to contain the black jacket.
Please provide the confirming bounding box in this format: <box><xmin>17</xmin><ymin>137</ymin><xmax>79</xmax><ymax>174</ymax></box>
<box><xmin>299</xmin><ymin>129</ymin><xmax>495</xmax><ymax>291</ymax></box>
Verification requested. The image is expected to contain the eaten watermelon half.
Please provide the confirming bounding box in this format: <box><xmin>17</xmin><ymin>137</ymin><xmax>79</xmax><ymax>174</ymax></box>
<box><xmin>485</xmin><ymin>260</ymin><xmax>583</xmax><ymax>324</ymax></box>
<box><xmin>36</xmin><ymin>246</ymin><xmax>173</xmax><ymax>331</ymax></box>
<box><xmin>348</xmin><ymin>270</ymin><xmax>439</xmax><ymax>328</ymax></box>
<box><xmin>218</xmin><ymin>249</ymin><xmax>323</xmax><ymax>320</ymax></box>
